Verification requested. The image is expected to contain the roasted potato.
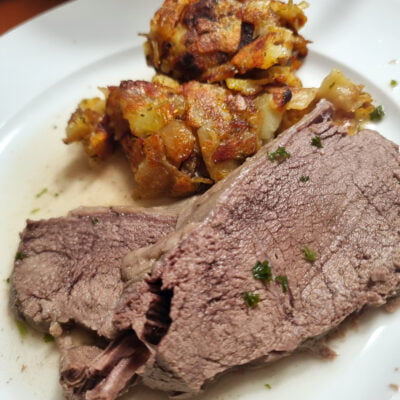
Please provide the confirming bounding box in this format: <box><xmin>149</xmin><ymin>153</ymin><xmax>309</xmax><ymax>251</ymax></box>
<box><xmin>144</xmin><ymin>0</ymin><xmax>309</xmax><ymax>82</ymax></box>
<box><xmin>66</xmin><ymin>77</ymin><xmax>297</xmax><ymax>196</ymax></box>
<box><xmin>65</xmin><ymin>69</ymin><xmax>375</xmax><ymax>198</ymax></box>
<box><xmin>64</xmin><ymin>97</ymin><xmax>114</xmax><ymax>159</ymax></box>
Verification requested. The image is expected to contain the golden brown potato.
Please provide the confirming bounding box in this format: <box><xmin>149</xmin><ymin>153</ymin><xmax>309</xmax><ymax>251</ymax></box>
<box><xmin>65</xmin><ymin>77</ymin><xmax>297</xmax><ymax>197</ymax></box>
<box><xmin>144</xmin><ymin>0</ymin><xmax>309</xmax><ymax>82</ymax></box>
<box><xmin>65</xmin><ymin>70</ymin><xmax>374</xmax><ymax>198</ymax></box>
<box><xmin>105</xmin><ymin>79</ymin><xmax>209</xmax><ymax>197</ymax></box>
<box><xmin>110</xmin><ymin>78</ymin><xmax>265</xmax><ymax>188</ymax></box>
<box><xmin>64</xmin><ymin>97</ymin><xmax>114</xmax><ymax>159</ymax></box>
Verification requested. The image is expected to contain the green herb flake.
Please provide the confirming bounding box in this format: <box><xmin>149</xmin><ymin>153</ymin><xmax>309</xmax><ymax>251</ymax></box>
<box><xmin>300</xmin><ymin>175</ymin><xmax>310</xmax><ymax>182</ymax></box>
<box><xmin>43</xmin><ymin>333</ymin><xmax>55</xmax><ymax>343</ymax></box>
<box><xmin>265</xmin><ymin>384</ymin><xmax>272</xmax><ymax>389</ymax></box>
<box><xmin>275</xmin><ymin>275</ymin><xmax>289</xmax><ymax>293</ymax></box>
<box><xmin>311</xmin><ymin>136</ymin><xmax>323</xmax><ymax>148</ymax></box>
<box><xmin>267</xmin><ymin>146</ymin><xmax>291</xmax><ymax>163</ymax></box>
<box><xmin>302</xmin><ymin>246</ymin><xmax>318</xmax><ymax>262</ymax></box>
<box><xmin>243</xmin><ymin>292</ymin><xmax>261</xmax><ymax>308</ymax></box>
<box><xmin>369</xmin><ymin>105</ymin><xmax>385</xmax><ymax>122</ymax></box>
<box><xmin>252</xmin><ymin>260</ymin><xmax>273</xmax><ymax>283</ymax></box>
<box><xmin>30</xmin><ymin>208</ymin><xmax>40</xmax><ymax>214</ymax></box>
<box><xmin>16</xmin><ymin>320</ymin><xmax>28</xmax><ymax>338</ymax></box>
<box><xmin>390</xmin><ymin>80</ymin><xmax>398</xmax><ymax>88</ymax></box>
<box><xmin>35</xmin><ymin>188</ymin><xmax>48</xmax><ymax>198</ymax></box>
<box><xmin>6</xmin><ymin>277</ymin><xmax>10</xmax><ymax>284</ymax></box>
<box><xmin>54</xmin><ymin>193</ymin><xmax>59</xmax><ymax>198</ymax></box>
<box><xmin>91</xmin><ymin>218</ymin><xmax>100</xmax><ymax>225</ymax></box>
<box><xmin>15</xmin><ymin>252</ymin><xmax>28</xmax><ymax>261</ymax></box>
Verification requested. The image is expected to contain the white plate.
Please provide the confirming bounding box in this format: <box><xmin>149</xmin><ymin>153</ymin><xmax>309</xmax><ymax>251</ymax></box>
<box><xmin>1</xmin><ymin>1</ymin><xmax>400</xmax><ymax>399</ymax></box>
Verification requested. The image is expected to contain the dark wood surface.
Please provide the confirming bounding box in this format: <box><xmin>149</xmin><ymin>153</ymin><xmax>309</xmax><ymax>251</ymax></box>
<box><xmin>0</xmin><ymin>0</ymin><xmax>68</xmax><ymax>35</ymax></box>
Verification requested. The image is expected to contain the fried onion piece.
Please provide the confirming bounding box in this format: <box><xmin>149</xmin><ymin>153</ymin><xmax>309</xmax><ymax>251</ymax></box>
<box><xmin>316</xmin><ymin>69</ymin><xmax>375</xmax><ymax>133</ymax></box>
<box><xmin>144</xmin><ymin>0</ymin><xmax>309</xmax><ymax>83</ymax></box>
<box><xmin>278</xmin><ymin>69</ymin><xmax>375</xmax><ymax>133</ymax></box>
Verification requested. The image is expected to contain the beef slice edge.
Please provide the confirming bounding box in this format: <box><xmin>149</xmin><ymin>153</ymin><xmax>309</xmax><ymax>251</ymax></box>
<box><xmin>10</xmin><ymin>206</ymin><xmax>178</xmax><ymax>339</ymax></box>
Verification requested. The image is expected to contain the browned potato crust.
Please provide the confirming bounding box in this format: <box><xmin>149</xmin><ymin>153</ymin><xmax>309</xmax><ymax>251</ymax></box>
<box><xmin>144</xmin><ymin>0</ymin><xmax>309</xmax><ymax>82</ymax></box>
<box><xmin>65</xmin><ymin>69</ymin><xmax>374</xmax><ymax>198</ymax></box>
<box><xmin>64</xmin><ymin>97</ymin><xmax>114</xmax><ymax>159</ymax></box>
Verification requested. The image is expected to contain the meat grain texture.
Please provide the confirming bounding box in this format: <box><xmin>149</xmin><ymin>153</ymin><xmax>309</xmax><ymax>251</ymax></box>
<box><xmin>112</xmin><ymin>100</ymin><xmax>400</xmax><ymax>397</ymax></box>
<box><xmin>10</xmin><ymin>206</ymin><xmax>178</xmax><ymax>339</ymax></box>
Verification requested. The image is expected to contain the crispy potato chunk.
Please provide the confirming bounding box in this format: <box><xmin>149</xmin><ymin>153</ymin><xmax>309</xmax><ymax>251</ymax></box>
<box><xmin>105</xmin><ymin>79</ymin><xmax>209</xmax><ymax>197</ymax></box>
<box><xmin>231</xmin><ymin>27</ymin><xmax>294</xmax><ymax>73</ymax></box>
<box><xmin>107</xmin><ymin>80</ymin><xmax>186</xmax><ymax>138</ymax></box>
<box><xmin>145</xmin><ymin>0</ymin><xmax>309</xmax><ymax>82</ymax></box>
<box><xmin>64</xmin><ymin>97</ymin><xmax>113</xmax><ymax>159</ymax></box>
<box><xmin>184</xmin><ymin>81</ymin><xmax>261</xmax><ymax>180</ymax></box>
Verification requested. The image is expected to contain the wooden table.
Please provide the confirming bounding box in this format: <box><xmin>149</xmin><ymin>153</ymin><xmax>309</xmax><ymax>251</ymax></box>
<box><xmin>0</xmin><ymin>0</ymin><xmax>68</xmax><ymax>35</ymax></box>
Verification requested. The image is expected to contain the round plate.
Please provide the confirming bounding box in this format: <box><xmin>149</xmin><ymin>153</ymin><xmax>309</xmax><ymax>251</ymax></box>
<box><xmin>1</xmin><ymin>1</ymin><xmax>400</xmax><ymax>399</ymax></box>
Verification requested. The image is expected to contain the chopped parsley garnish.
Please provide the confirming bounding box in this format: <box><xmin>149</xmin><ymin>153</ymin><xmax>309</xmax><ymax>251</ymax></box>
<box><xmin>390</xmin><ymin>80</ymin><xmax>398</xmax><ymax>87</ymax></box>
<box><xmin>300</xmin><ymin>175</ymin><xmax>309</xmax><ymax>182</ymax></box>
<box><xmin>35</xmin><ymin>188</ymin><xmax>48</xmax><ymax>198</ymax></box>
<box><xmin>267</xmin><ymin>146</ymin><xmax>291</xmax><ymax>163</ymax></box>
<box><xmin>16</xmin><ymin>320</ymin><xmax>28</xmax><ymax>337</ymax></box>
<box><xmin>275</xmin><ymin>275</ymin><xmax>289</xmax><ymax>293</ymax></box>
<box><xmin>252</xmin><ymin>260</ymin><xmax>273</xmax><ymax>282</ymax></box>
<box><xmin>54</xmin><ymin>193</ymin><xmax>59</xmax><ymax>198</ymax></box>
<box><xmin>43</xmin><ymin>333</ymin><xmax>55</xmax><ymax>343</ymax></box>
<box><xmin>6</xmin><ymin>277</ymin><xmax>10</xmax><ymax>284</ymax></box>
<box><xmin>243</xmin><ymin>292</ymin><xmax>261</xmax><ymax>308</ymax></box>
<box><xmin>311</xmin><ymin>136</ymin><xmax>323</xmax><ymax>148</ymax></box>
<box><xmin>30</xmin><ymin>208</ymin><xmax>40</xmax><ymax>214</ymax></box>
<box><xmin>369</xmin><ymin>105</ymin><xmax>385</xmax><ymax>122</ymax></box>
<box><xmin>15</xmin><ymin>252</ymin><xmax>28</xmax><ymax>261</ymax></box>
<box><xmin>265</xmin><ymin>384</ymin><xmax>272</xmax><ymax>389</ymax></box>
<box><xmin>302</xmin><ymin>246</ymin><xmax>318</xmax><ymax>262</ymax></box>
<box><xmin>91</xmin><ymin>218</ymin><xmax>100</xmax><ymax>225</ymax></box>
<box><xmin>252</xmin><ymin>261</ymin><xmax>289</xmax><ymax>295</ymax></box>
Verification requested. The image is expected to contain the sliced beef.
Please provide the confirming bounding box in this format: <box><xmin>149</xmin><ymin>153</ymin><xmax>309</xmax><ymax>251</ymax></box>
<box><xmin>10</xmin><ymin>206</ymin><xmax>177</xmax><ymax>339</ymax></box>
<box><xmin>102</xmin><ymin>99</ymin><xmax>399</xmax><ymax>397</ymax></box>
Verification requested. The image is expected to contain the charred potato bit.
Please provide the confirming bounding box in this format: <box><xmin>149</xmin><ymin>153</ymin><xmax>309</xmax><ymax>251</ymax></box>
<box><xmin>145</xmin><ymin>0</ymin><xmax>309</xmax><ymax>82</ymax></box>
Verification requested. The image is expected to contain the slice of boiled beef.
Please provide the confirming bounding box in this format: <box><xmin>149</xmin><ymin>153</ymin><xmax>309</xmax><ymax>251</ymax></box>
<box><xmin>10</xmin><ymin>206</ymin><xmax>178</xmax><ymax>339</ymax></box>
<box><xmin>63</xmin><ymin>99</ymin><xmax>400</xmax><ymax>400</ymax></box>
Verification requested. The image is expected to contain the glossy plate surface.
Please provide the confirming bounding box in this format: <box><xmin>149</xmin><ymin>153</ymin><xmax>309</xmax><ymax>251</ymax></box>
<box><xmin>0</xmin><ymin>1</ymin><xmax>400</xmax><ymax>399</ymax></box>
